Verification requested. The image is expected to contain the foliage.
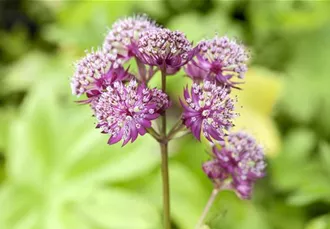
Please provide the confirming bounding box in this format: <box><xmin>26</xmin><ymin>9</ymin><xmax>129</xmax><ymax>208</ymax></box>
<box><xmin>1</xmin><ymin>0</ymin><xmax>330</xmax><ymax>229</ymax></box>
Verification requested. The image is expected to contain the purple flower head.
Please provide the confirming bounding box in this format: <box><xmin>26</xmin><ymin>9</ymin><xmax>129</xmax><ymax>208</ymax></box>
<box><xmin>180</xmin><ymin>81</ymin><xmax>237</xmax><ymax>143</ymax></box>
<box><xmin>202</xmin><ymin>131</ymin><xmax>266</xmax><ymax>199</ymax></box>
<box><xmin>185</xmin><ymin>36</ymin><xmax>249</xmax><ymax>88</ymax></box>
<box><xmin>103</xmin><ymin>14</ymin><xmax>158</xmax><ymax>61</ymax></box>
<box><xmin>137</xmin><ymin>28</ymin><xmax>194</xmax><ymax>75</ymax></box>
<box><xmin>70</xmin><ymin>49</ymin><xmax>131</xmax><ymax>100</ymax></box>
<box><xmin>91</xmin><ymin>80</ymin><xmax>170</xmax><ymax>146</ymax></box>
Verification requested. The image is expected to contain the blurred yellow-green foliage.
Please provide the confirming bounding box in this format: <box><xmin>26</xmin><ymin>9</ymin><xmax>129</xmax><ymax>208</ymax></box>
<box><xmin>1</xmin><ymin>0</ymin><xmax>330</xmax><ymax>229</ymax></box>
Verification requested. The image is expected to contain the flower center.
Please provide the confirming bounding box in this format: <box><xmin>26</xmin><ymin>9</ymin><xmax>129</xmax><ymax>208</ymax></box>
<box><xmin>210</xmin><ymin>62</ymin><xmax>222</xmax><ymax>74</ymax></box>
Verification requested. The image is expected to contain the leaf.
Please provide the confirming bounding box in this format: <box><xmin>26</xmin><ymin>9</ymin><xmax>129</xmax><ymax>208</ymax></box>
<box><xmin>2</xmin><ymin>52</ymin><xmax>50</xmax><ymax>94</ymax></box>
<box><xmin>319</xmin><ymin>141</ymin><xmax>330</xmax><ymax>175</ymax></box>
<box><xmin>206</xmin><ymin>191</ymin><xmax>270</xmax><ymax>229</ymax></box>
<box><xmin>282</xmin><ymin>128</ymin><xmax>316</xmax><ymax>160</ymax></box>
<box><xmin>2</xmin><ymin>51</ymin><xmax>74</xmax><ymax>96</ymax></box>
<box><xmin>280</xmin><ymin>26</ymin><xmax>330</xmax><ymax>128</ymax></box>
<box><xmin>7</xmin><ymin>119</ymin><xmax>44</xmax><ymax>185</ymax></box>
<box><xmin>305</xmin><ymin>214</ymin><xmax>330</xmax><ymax>229</ymax></box>
<box><xmin>271</xmin><ymin>128</ymin><xmax>317</xmax><ymax>191</ymax></box>
<box><xmin>250</xmin><ymin>1</ymin><xmax>330</xmax><ymax>35</ymax></box>
<box><xmin>0</xmin><ymin>107</ymin><xmax>15</xmax><ymax>152</ymax></box>
<box><xmin>288</xmin><ymin>176</ymin><xmax>330</xmax><ymax>206</ymax></box>
<box><xmin>264</xmin><ymin>199</ymin><xmax>305</xmax><ymax>229</ymax></box>
<box><xmin>43</xmin><ymin>1</ymin><xmax>133</xmax><ymax>50</ymax></box>
<box><xmin>65</xmin><ymin>134</ymin><xmax>161</xmax><ymax>186</ymax></box>
<box><xmin>285</xmin><ymin>149</ymin><xmax>330</xmax><ymax>206</ymax></box>
<box><xmin>1</xmin><ymin>79</ymin><xmax>162</xmax><ymax>229</ymax></box>
<box><xmin>0</xmin><ymin>184</ymin><xmax>40</xmax><ymax>229</ymax></box>
<box><xmin>78</xmin><ymin>187</ymin><xmax>161</xmax><ymax>229</ymax></box>
<box><xmin>7</xmin><ymin>83</ymin><xmax>60</xmax><ymax>184</ymax></box>
<box><xmin>134</xmin><ymin>0</ymin><xmax>167</xmax><ymax>18</ymax></box>
<box><xmin>168</xmin><ymin>12</ymin><xmax>241</xmax><ymax>43</ymax></box>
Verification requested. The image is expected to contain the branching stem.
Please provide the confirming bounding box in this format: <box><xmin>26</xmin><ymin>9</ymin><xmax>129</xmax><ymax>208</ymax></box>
<box><xmin>195</xmin><ymin>188</ymin><xmax>220</xmax><ymax>229</ymax></box>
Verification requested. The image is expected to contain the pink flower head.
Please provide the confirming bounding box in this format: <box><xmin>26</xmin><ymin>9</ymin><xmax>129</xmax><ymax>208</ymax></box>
<box><xmin>103</xmin><ymin>14</ymin><xmax>158</xmax><ymax>61</ymax></box>
<box><xmin>91</xmin><ymin>80</ymin><xmax>170</xmax><ymax>146</ymax></box>
<box><xmin>203</xmin><ymin>131</ymin><xmax>266</xmax><ymax>199</ymax></box>
<box><xmin>180</xmin><ymin>81</ymin><xmax>237</xmax><ymax>143</ymax></box>
<box><xmin>70</xmin><ymin>49</ymin><xmax>131</xmax><ymax>101</ymax></box>
<box><xmin>185</xmin><ymin>36</ymin><xmax>249</xmax><ymax>88</ymax></box>
<box><xmin>137</xmin><ymin>28</ymin><xmax>195</xmax><ymax>75</ymax></box>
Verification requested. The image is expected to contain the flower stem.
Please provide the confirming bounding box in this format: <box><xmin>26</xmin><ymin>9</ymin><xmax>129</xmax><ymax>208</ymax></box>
<box><xmin>160</xmin><ymin>142</ymin><xmax>170</xmax><ymax>229</ymax></box>
<box><xmin>195</xmin><ymin>189</ymin><xmax>220</xmax><ymax>229</ymax></box>
<box><xmin>147</xmin><ymin>127</ymin><xmax>161</xmax><ymax>141</ymax></box>
<box><xmin>167</xmin><ymin>118</ymin><xmax>185</xmax><ymax>141</ymax></box>
<box><xmin>160</xmin><ymin>69</ymin><xmax>171</xmax><ymax>229</ymax></box>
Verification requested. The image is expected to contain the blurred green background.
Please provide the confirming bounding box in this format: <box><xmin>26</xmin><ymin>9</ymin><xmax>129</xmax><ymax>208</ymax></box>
<box><xmin>1</xmin><ymin>0</ymin><xmax>330</xmax><ymax>229</ymax></box>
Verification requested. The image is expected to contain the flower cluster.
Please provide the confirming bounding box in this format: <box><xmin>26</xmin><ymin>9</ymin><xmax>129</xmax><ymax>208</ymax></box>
<box><xmin>180</xmin><ymin>81</ymin><xmax>237</xmax><ymax>142</ymax></box>
<box><xmin>103</xmin><ymin>14</ymin><xmax>158</xmax><ymax>61</ymax></box>
<box><xmin>70</xmin><ymin>15</ymin><xmax>172</xmax><ymax>144</ymax></box>
<box><xmin>91</xmin><ymin>80</ymin><xmax>169</xmax><ymax>145</ymax></box>
<box><xmin>70</xmin><ymin>14</ymin><xmax>265</xmax><ymax>200</ymax></box>
<box><xmin>202</xmin><ymin>132</ymin><xmax>266</xmax><ymax>199</ymax></box>
<box><xmin>70</xmin><ymin>49</ymin><xmax>130</xmax><ymax>97</ymax></box>
<box><xmin>137</xmin><ymin>28</ymin><xmax>194</xmax><ymax>74</ymax></box>
<box><xmin>185</xmin><ymin>36</ymin><xmax>249</xmax><ymax>88</ymax></box>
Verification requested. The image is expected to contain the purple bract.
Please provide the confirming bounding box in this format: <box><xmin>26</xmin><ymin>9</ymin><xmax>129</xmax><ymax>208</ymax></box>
<box><xmin>180</xmin><ymin>81</ymin><xmax>237</xmax><ymax>143</ymax></box>
<box><xmin>70</xmin><ymin>49</ymin><xmax>131</xmax><ymax>99</ymax></box>
<box><xmin>103</xmin><ymin>14</ymin><xmax>158</xmax><ymax>61</ymax></box>
<box><xmin>202</xmin><ymin>131</ymin><xmax>266</xmax><ymax>199</ymax></box>
<box><xmin>185</xmin><ymin>36</ymin><xmax>249</xmax><ymax>88</ymax></box>
<box><xmin>137</xmin><ymin>28</ymin><xmax>194</xmax><ymax>75</ymax></box>
<box><xmin>91</xmin><ymin>80</ymin><xmax>170</xmax><ymax>146</ymax></box>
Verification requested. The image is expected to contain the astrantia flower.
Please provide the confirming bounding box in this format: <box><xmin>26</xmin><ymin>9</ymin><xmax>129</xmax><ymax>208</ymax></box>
<box><xmin>202</xmin><ymin>131</ymin><xmax>266</xmax><ymax>199</ymax></box>
<box><xmin>185</xmin><ymin>36</ymin><xmax>249</xmax><ymax>88</ymax></box>
<box><xmin>137</xmin><ymin>28</ymin><xmax>194</xmax><ymax>75</ymax></box>
<box><xmin>91</xmin><ymin>80</ymin><xmax>170</xmax><ymax>146</ymax></box>
<box><xmin>70</xmin><ymin>49</ymin><xmax>131</xmax><ymax>99</ymax></box>
<box><xmin>103</xmin><ymin>14</ymin><xmax>158</xmax><ymax>61</ymax></box>
<box><xmin>180</xmin><ymin>81</ymin><xmax>237</xmax><ymax>143</ymax></box>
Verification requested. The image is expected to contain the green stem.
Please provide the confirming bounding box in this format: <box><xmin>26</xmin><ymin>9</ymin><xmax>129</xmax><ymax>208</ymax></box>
<box><xmin>147</xmin><ymin>127</ymin><xmax>161</xmax><ymax>142</ymax></box>
<box><xmin>160</xmin><ymin>69</ymin><xmax>171</xmax><ymax>229</ymax></box>
<box><xmin>160</xmin><ymin>142</ymin><xmax>170</xmax><ymax>229</ymax></box>
<box><xmin>167</xmin><ymin>119</ymin><xmax>185</xmax><ymax>141</ymax></box>
<box><xmin>195</xmin><ymin>189</ymin><xmax>220</xmax><ymax>229</ymax></box>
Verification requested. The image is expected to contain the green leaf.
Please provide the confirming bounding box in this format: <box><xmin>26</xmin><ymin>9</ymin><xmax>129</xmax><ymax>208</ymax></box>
<box><xmin>168</xmin><ymin>12</ymin><xmax>241</xmax><ymax>43</ymax></box>
<box><xmin>7</xmin><ymin>83</ymin><xmax>60</xmax><ymax>184</ymax></box>
<box><xmin>282</xmin><ymin>128</ymin><xmax>316</xmax><ymax>160</ymax></box>
<box><xmin>250</xmin><ymin>1</ymin><xmax>330</xmax><ymax>36</ymax></box>
<box><xmin>319</xmin><ymin>141</ymin><xmax>330</xmax><ymax>175</ymax></box>
<box><xmin>2</xmin><ymin>80</ymin><xmax>162</xmax><ymax>228</ymax></box>
<box><xmin>2</xmin><ymin>52</ymin><xmax>50</xmax><ymax>94</ymax></box>
<box><xmin>0</xmin><ymin>184</ymin><xmax>40</xmax><ymax>229</ymax></box>
<box><xmin>2</xmin><ymin>51</ymin><xmax>74</xmax><ymax>96</ymax></box>
<box><xmin>78</xmin><ymin>188</ymin><xmax>161</xmax><ymax>229</ymax></box>
<box><xmin>0</xmin><ymin>107</ymin><xmax>15</xmax><ymax>152</ymax></box>
<box><xmin>44</xmin><ymin>1</ymin><xmax>133</xmax><ymax>50</ymax></box>
<box><xmin>288</xmin><ymin>172</ymin><xmax>330</xmax><ymax>206</ymax></box>
<box><xmin>280</xmin><ymin>27</ymin><xmax>330</xmax><ymax>126</ymax></box>
<box><xmin>64</xmin><ymin>134</ymin><xmax>161</xmax><ymax>186</ymax></box>
<box><xmin>305</xmin><ymin>214</ymin><xmax>330</xmax><ymax>229</ymax></box>
<box><xmin>271</xmin><ymin>128</ymin><xmax>317</xmax><ymax>191</ymax></box>
<box><xmin>288</xmin><ymin>161</ymin><xmax>330</xmax><ymax>206</ymax></box>
<box><xmin>206</xmin><ymin>191</ymin><xmax>270</xmax><ymax>229</ymax></box>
